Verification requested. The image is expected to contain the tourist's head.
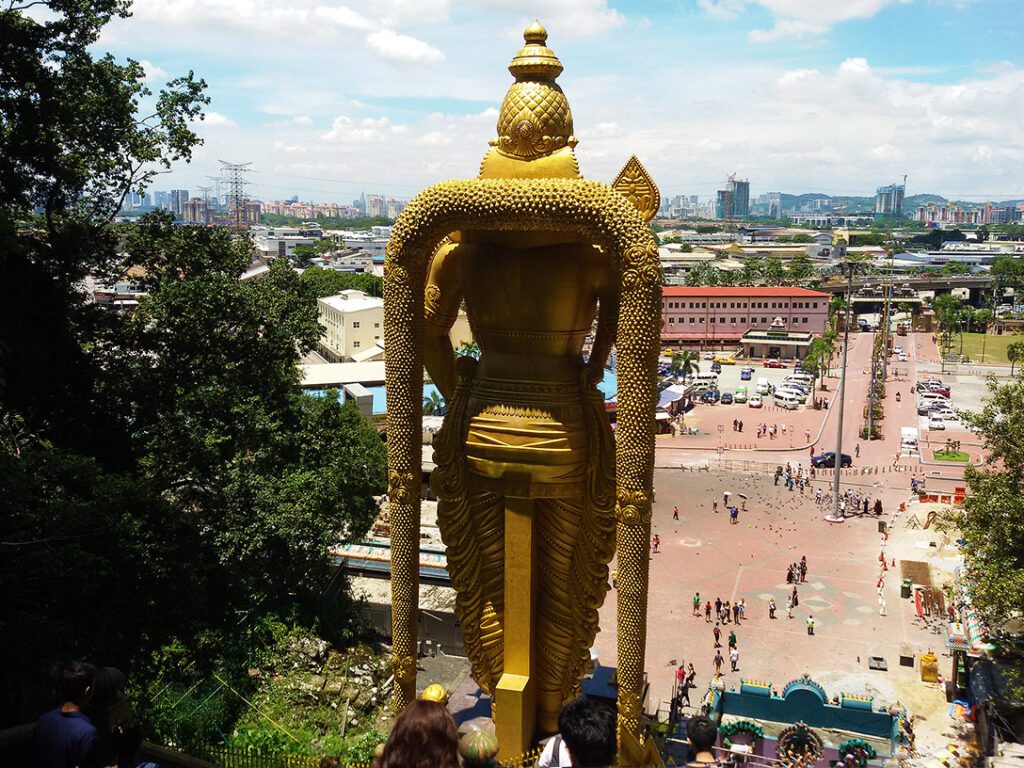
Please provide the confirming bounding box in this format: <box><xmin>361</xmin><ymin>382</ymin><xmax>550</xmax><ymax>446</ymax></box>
<box><xmin>380</xmin><ymin>700</ymin><xmax>458</xmax><ymax>768</ymax></box>
<box><xmin>62</xmin><ymin>661</ymin><xmax>97</xmax><ymax>706</ymax></box>
<box><xmin>687</xmin><ymin>715</ymin><xmax>718</xmax><ymax>753</ymax></box>
<box><xmin>558</xmin><ymin>696</ymin><xmax>617</xmax><ymax>767</ymax></box>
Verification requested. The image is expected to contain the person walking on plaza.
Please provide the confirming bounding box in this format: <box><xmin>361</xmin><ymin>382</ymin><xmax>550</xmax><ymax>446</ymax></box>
<box><xmin>805</xmin><ymin>428</ymin><xmax>811</xmax><ymax>444</ymax></box>
<box><xmin>800</xmin><ymin>555</ymin><xmax>807</xmax><ymax>583</ymax></box>
<box><xmin>712</xmin><ymin>499</ymin><xmax>718</xmax><ymax>513</ymax></box>
<box><xmin>791</xmin><ymin>585</ymin><xmax>800</xmax><ymax>607</ymax></box>
<box><xmin>806</xmin><ymin>616</ymin><xmax>815</xmax><ymax>636</ymax></box>
<box><xmin>705</xmin><ymin>601</ymin><xmax>713</xmax><ymax>622</ymax></box>
<box><xmin>732</xmin><ymin>602</ymin><xmax>740</xmax><ymax>623</ymax></box>
<box><xmin>738</xmin><ymin>598</ymin><xmax>746</xmax><ymax>622</ymax></box>
<box><xmin>730</xmin><ymin>647</ymin><xmax>739</xmax><ymax>672</ymax></box>
<box><xmin>674</xmin><ymin>505</ymin><xmax>680</xmax><ymax>521</ymax></box>
<box><xmin>722</xmin><ymin>601</ymin><xmax>731</xmax><ymax>623</ymax></box>
<box><xmin>855</xmin><ymin>443</ymin><xmax>861</xmax><ymax>458</ymax></box>
<box><xmin>769</xmin><ymin>596</ymin><xmax>777</xmax><ymax>619</ymax></box>
<box><xmin>713</xmin><ymin>650</ymin><xmax>724</xmax><ymax>674</ymax></box>
<box><xmin>713</xmin><ymin>623</ymin><xmax>722</xmax><ymax>647</ymax></box>
<box><xmin>786</xmin><ymin>595</ymin><xmax>793</xmax><ymax>619</ymax></box>
<box><xmin>693</xmin><ymin>592</ymin><xmax>702</xmax><ymax>617</ymax></box>
<box><xmin>738</xmin><ymin>420</ymin><xmax>743</xmax><ymax>433</ymax></box>
<box><xmin>727</xmin><ymin>630</ymin><xmax>737</xmax><ymax>650</ymax></box>
<box><xmin>651</xmin><ymin>533</ymin><xmax>660</xmax><ymax>554</ymax></box>
<box><xmin>715</xmin><ymin>597</ymin><xmax>722</xmax><ymax>616</ymax></box>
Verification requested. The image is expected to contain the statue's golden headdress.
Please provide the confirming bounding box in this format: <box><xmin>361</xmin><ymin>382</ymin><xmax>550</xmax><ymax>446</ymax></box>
<box><xmin>481</xmin><ymin>21</ymin><xmax>580</xmax><ymax>179</ymax></box>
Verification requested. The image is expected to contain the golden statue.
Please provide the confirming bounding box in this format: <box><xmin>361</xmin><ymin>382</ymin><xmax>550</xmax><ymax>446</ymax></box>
<box><xmin>384</xmin><ymin>21</ymin><xmax>662</xmax><ymax>763</ymax></box>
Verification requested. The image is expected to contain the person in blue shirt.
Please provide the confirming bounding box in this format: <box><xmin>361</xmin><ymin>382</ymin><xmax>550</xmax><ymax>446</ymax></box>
<box><xmin>34</xmin><ymin>661</ymin><xmax>99</xmax><ymax>768</ymax></box>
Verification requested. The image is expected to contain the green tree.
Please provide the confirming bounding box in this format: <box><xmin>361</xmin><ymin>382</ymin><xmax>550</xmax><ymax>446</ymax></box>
<box><xmin>761</xmin><ymin>256</ymin><xmax>785</xmax><ymax>286</ymax></box>
<box><xmin>943</xmin><ymin>375</ymin><xmax>1024</xmax><ymax>670</ymax></box>
<box><xmin>455</xmin><ymin>340</ymin><xmax>481</xmax><ymax>359</ymax></box>
<box><xmin>670</xmin><ymin>350</ymin><xmax>698</xmax><ymax>379</ymax></box>
<box><xmin>686</xmin><ymin>260</ymin><xmax>718</xmax><ymax>286</ymax></box>
<box><xmin>291</xmin><ymin>237</ymin><xmax>338</xmax><ymax>267</ymax></box>
<box><xmin>299</xmin><ymin>265</ymin><xmax>382</xmax><ymax>298</ymax></box>
<box><xmin>972</xmin><ymin>308</ymin><xmax>994</xmax><ymax>334</ymax></box>
<box><xmin>1009</xmin><ymin>342</ymin><xmax>1024</xmax><ymax>377</ymax></box>
<box><xmin>423</xmin><ymin>389</ymin><xmax>446</xmax><ymax>416</ymax></box>
<box><xmin>784</xmin><ymin>255</ymin><xmax>816</xmax><ymax>286</ymax></box>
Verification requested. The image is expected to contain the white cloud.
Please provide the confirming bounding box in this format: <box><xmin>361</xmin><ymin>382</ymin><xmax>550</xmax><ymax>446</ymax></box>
<box><xmin>365</xmin><ymin>28</ymin><xmax>445</xmax><ymax>66</ymax></box>
<box><xmin>196</xmin><ymin>111</ymin><xmax>238</xmax><ymax>128</ymax></box>
<box><xmin>139</xmin><ymin>59</ymin><xmax>168</xmax><ymax>82</ymax></box>
<box><xmin>475</xmin><ymin>0</ymin><xmax>625</xmax><ymax>37</ymax></box>
<box><xmin>699</xmin><ymin>0</ymin><xmax>908</xmax><ymax>41</ymax></box>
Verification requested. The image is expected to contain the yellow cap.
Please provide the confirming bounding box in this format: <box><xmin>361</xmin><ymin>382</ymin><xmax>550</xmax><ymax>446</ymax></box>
<box><xmin>421</xmin><ymin>683</ymin><xmax>449</xmax><ymax>704</ymax></box>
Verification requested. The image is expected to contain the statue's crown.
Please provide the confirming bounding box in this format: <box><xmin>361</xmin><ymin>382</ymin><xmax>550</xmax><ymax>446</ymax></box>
<box><xmin>492</xmin><ymin>21</ymin><xmax>577</xmax><ymax>161</ymax></box>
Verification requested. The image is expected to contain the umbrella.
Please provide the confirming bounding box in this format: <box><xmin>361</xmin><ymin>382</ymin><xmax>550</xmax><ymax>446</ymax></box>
<box><xmin>724</xmin><ymin>491</ymin><xmax>732</xmax><ymax>497</ymax></box>
<box><xmin>738</xmin><ymin>493</ymin><xmax>748</xmax><ymax>500</ymax></box>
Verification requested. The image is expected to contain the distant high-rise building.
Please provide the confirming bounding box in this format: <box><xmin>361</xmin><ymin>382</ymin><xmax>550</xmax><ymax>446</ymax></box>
<box><xmin>732</xmin><ymin>179</ymin><xmax>750</xmax><ymax>218</ymax></box>
<box><xmin>715</xmin><ymin>189</ymin><xmax>733</xmax><ymax>220</ymax></box>
<box><xmin>874</xmin><ymin>183</ymin><xmax>905</xmax><ymax>219</ymax></box>
<box><xmin>716</xmin><ymin>175</ymin><xmax>749</xmax><ymax>219</ymax></box>
<box><xmin>171</xmin><ymin>189</ymin><xmax>190</xmax><ymax>216</ymax></box>
<box><xmin>182</xmin><ymin>197</ymin><xmax>210</xmax><ymax>225</ymax></box>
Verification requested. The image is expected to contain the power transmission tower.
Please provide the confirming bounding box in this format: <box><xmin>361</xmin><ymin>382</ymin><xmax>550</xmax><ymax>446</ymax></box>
<box><xmin>218</xmin><ymin>160</ymin><xmax>253</xmax><ymax>231</ymax></box>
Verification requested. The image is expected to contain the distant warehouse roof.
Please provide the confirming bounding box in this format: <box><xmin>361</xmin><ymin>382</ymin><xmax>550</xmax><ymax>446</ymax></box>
<box><xmin>663</xmin><ymin>286</ymin><xmax>830</xmax><ymax>298</ymax></box>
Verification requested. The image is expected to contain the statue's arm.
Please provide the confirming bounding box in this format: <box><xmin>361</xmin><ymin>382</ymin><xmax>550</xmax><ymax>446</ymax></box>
<box><xmin>423</xmin><ymin>242</ymin><xmax>463</xmax><ymax>400</ymax></box>
<box><xmin>588</xmin><ymin>249</ymin><xmax>619</xmax><ymax>380</ymax></box>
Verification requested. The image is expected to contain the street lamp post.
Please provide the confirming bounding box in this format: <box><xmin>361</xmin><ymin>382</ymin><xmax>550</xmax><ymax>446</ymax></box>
<box><xmin>832</xmin><ymin>261</ymin><xmax>857</xmax><ymax>520</ymax></box>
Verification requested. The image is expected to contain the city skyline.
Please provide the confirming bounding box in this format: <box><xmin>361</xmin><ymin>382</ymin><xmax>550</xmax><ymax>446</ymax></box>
<box><xmin>78</xmin><ymin>0</ymin><xmax>1024</xmax><ymax>201</ymax></box>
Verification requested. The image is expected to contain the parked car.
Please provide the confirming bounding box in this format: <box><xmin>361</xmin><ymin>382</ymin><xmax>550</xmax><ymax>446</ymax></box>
<box><xmin>711</xmin><ymin>362</ymin><xmax>722</xmax><ymax>373</ymax></box>
<box><xmin>714</xmin><ymin>356</ymin><xmax>737</xmax><ymax>365</ymax></box>
<box><xmin>702</xmin><ymin>389</ymin><xmax>720</xmax><ymax>404</ymax></box>
<box><xmin>747</xmin><ymin>394</ymin><xmax>763</xmax><ymax>408</ymax></box>
<box><xmin>720</xmin><ymin>392</ymin><xmax>734</xmax><ymax>405</ymax></box>
<box><xmin>898</xmin><ymin>353</ymin><xmax>909</xmax><ymax>362</ymax></box>
<box><xmin>734</xmin><ymin>386</ymin><xmax>748</xmax><ymax>404</ymax></box>
<box><xmin>893</xmin><ymin>346</ymin><xmax>904</xmax><ymax>355</ymax></box>
<box><xmin>918</xmin><ymin>379</ymin><xmax>945</xmax><ymax>391</ymax></box>
<box><xmin>703</xmin><ymin>351</ymin><xmax>716</xmax><ymax>360</ymax></box>
<box><xmin>924</xmin><ymin>385</ymin><xmax>951</xmax><ymax>397</ymax></box>
<box><xmin>740</xmin><ymin>367</ymin><xmax>754</xmax><ymax>380</ymax></box>
<box><xmin>928</xmin><ymin>414</ymin><xmax>946</xmax><ymax>430</ymax></box>
<box><xmin>764</xmin><ymin>359</ymin><xmax>787</xmax><ymax>369</ymax></box>
<box><xmin>811</xmin><ymin>451</ymin><xmax>853</xmax><ymax>468</ymax></box>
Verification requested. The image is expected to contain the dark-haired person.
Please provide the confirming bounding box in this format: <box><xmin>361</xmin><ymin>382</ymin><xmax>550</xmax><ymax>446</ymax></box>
<box><xmin>685</xmin><ymin>715</ymin><xmax>721</xmax><ymax>767</ymax></box>
<box><xmin>34</xmin><ymin>661</ymin><xmax>99</xmax><ymax>768</ymax></box>
<box><xmin>378</xmin><ymin>699</ymin><xmax>458</xmax><ymax>768</ymax></box>
<box><xmin>540</xmin><ymin>696</ymin><xmax>616</xmax><ymax>768</ymax></box>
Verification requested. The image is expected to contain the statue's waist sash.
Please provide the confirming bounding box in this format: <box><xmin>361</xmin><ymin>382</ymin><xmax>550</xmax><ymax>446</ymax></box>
<box><xmin>460</xmin><ymin>377</ymin><xmax>597</xmax><ymax>496</ymax></box>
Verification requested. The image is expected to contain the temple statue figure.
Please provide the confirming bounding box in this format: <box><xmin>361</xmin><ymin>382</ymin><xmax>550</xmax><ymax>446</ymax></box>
<box><xmin>383</xmin><ymin>21</ymin><xmax>662</xmax><ymax>763</ymax></box>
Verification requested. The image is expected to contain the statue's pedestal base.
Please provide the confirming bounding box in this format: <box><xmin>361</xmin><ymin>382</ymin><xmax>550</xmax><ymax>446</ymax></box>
<box><xmin>494</xmin><ymin>673</ymin><xmax>536</xmax><ymax>761</ymax></box>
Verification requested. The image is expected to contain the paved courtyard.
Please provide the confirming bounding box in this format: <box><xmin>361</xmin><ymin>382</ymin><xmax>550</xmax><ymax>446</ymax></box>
<box><xmin>595</xmin><ymin>465</ymin><xmax>954</xmax><ymax>749</ymax></box>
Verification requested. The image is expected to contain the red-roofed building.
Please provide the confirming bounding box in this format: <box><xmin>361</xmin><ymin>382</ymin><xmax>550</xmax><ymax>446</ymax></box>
<box><xmin>661</xmin><ymin>286</ymin><xmax>830</xmax><ymax>355</ymax></box>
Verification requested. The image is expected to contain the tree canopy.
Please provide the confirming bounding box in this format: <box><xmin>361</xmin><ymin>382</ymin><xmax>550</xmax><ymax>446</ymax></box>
<box><xmin>0</xmin><ymin>0</ymin><xmax>386</xmax><ymax>732</ymax></box>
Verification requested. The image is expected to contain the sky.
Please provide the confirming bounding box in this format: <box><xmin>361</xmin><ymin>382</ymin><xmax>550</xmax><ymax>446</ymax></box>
<box><xmin>90</xmin><ymin>0</ymin><xmax>1024</xmax><ymax>203</ymax></box>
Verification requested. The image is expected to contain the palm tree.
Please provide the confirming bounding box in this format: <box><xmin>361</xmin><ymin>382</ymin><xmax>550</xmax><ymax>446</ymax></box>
<box><xmin>423</xmin><ymin>389</ymin><xmax>446</xmax><ymax>416</ymax></box>
<box><xmin>1009</xmin><ymin>342</ymin><xmax>1023</xmax><ymax>377</ymax></box>
<box><xmin>455</xmin><ymin>340</ymin><xmax>481</xmax><ymax>359</ymax></box>
<box><xmin>671</xmin><ymin>350</ymin><xmax>698</xmax><ymax>379</ymax></box>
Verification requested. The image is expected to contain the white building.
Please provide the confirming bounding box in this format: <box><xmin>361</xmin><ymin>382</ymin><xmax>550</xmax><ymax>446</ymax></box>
<box><xmin>317</xmin><ymin>290</ymin><xmax>385</xmax><ymax>362</ymax></box>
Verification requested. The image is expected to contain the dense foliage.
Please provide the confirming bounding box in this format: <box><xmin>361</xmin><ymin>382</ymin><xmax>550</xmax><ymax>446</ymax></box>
<box><xmin>300</xmin><ymin>265</ymin><xmax>383</xmax><ymax>298</ymax></box>
<box><xmin>946</xmin><ymin>375</ymin><xmax>1024</xmax><ymax>634</ymax></box>
<box><xmin>0</xmin><ymin>0</ymin><xmax>387</xmax><ymax>739</ymax></box>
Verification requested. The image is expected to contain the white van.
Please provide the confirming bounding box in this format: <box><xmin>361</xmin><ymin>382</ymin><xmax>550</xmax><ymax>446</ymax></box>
<box><xmin>901</xmin><ymin>427</ymin><xmax>919</xmax><ymax>454</ymax></box>
<box><xmin>773</xmin><ymin>391</ymin><xmax>801</xmax><ymax>410</ymax></box>
<box><xmin>788</xmin><ymin>372</ymin><xmax>814</xmax><ymax>385</ymax></box>
<box><xmin>755</xmin><ymin>377</ymin><xmax>770</xmax><ymax>395</ymax></box>
<box><xmin>694</xmin><ymin>373</ymin><xmax>719</xmax><ymax>390</ymax></box>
